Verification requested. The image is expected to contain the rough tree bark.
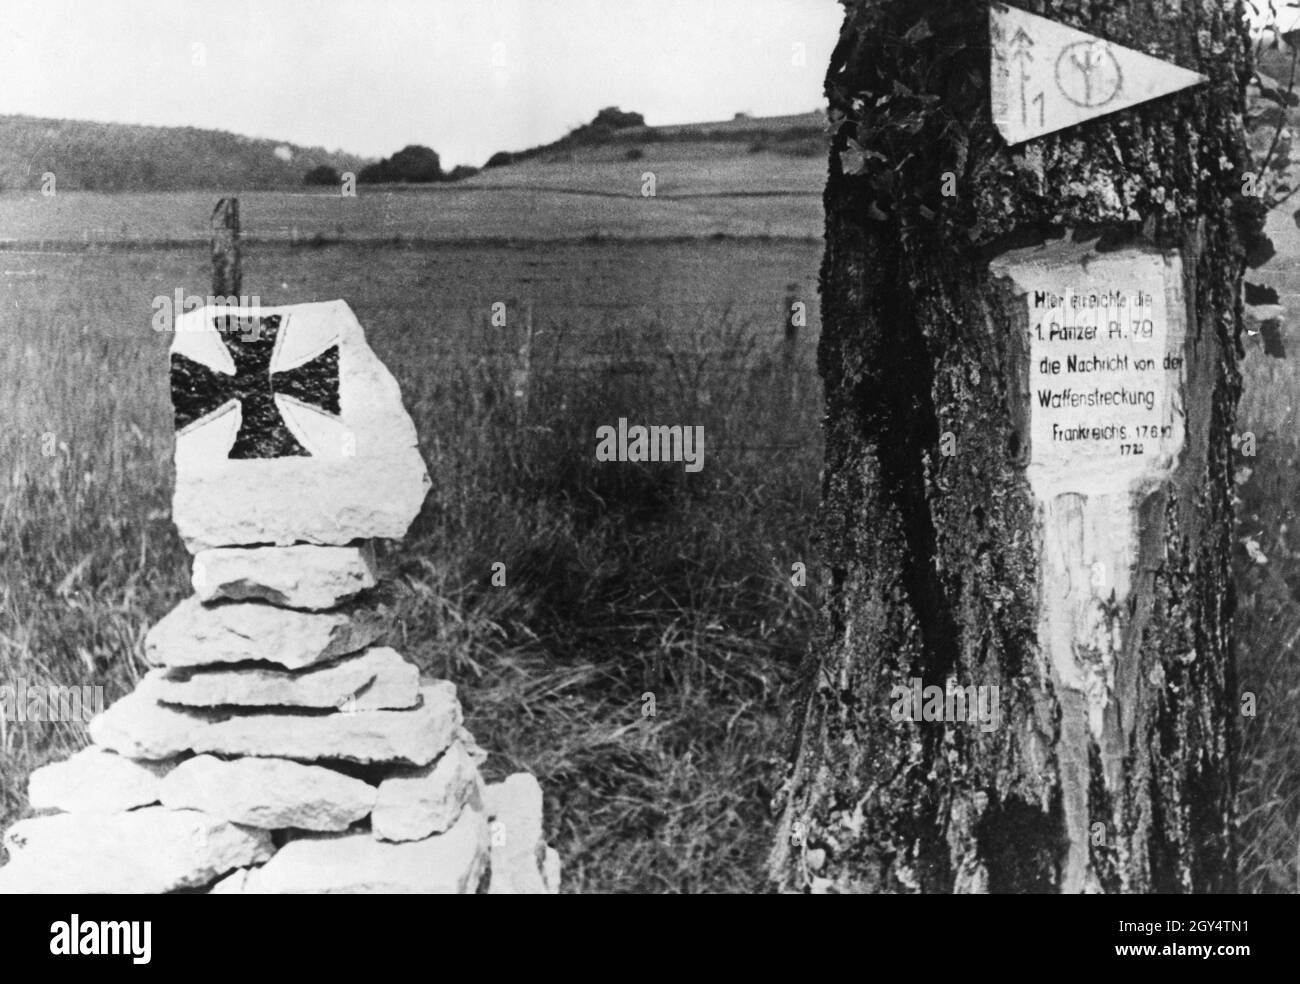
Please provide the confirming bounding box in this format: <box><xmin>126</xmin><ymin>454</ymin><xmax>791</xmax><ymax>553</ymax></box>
<box><xmin>771</xmin><ymin>0</ymin><xmax>1263</xmax><ymax>893</ymax></box>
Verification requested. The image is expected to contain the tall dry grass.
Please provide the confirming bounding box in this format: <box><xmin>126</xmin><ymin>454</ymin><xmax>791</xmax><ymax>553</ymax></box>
<box><xmin>1234</xmin><ymin>342</ymin><xmax>1300</xmax><ymax>893</ymax></box>
<box><xmin>0</xmin><ymin>243</ymin><xmax>821</xmax><ymax>892</ymax></box>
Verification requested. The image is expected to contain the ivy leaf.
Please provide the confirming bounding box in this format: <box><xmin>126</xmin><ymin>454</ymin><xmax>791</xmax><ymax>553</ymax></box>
<box><xmin>867</xmin><ymin>201</ymin><xmax>890</xmax><ymax>221</ymax></box>
<box><xmin>841</xmin><ymin>142</ymin><xmax>867</xmax><ymax>175</ymax></box>
<box><xmin>840</xmin><ymin>137</ymin><xmax>886</xmax><ymax>176</ymax></box>
<box><xmin>1258</xmin><ymin>83</ymin><xmax>1300</xmax><ymax>107</ymax></box>
<box><xmin>898</xmin><ymin>112</ymin><xmax>927</xmax><ymax>134</ymax></box>
<box><xmin>1246</xmin><ymin>228</ymin><xmax>1276</xmax><ymax>268</ymax></box>
<box><xmin>1245</xmin><ymin>282</ymin><xmax>1279</xmax><ymax>305</ymax></box>
<box><xmin>902</xmin><ymin>19</ymin><xmax>933</xmax><ymax>44</ymax></box>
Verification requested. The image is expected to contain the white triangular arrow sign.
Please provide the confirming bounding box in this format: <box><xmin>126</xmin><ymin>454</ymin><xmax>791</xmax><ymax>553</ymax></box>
<box><xmin>989</xmin><ymin>3</ymin><xmax>1207</xmax><ymax>146</ymax></box>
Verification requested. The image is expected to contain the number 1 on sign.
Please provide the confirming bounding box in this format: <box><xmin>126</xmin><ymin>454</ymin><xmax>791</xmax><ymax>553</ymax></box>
<box><xmin>1019</xmin><ymin>80</ymin><xmax>1046</xmax><ymax>127</ymax></box>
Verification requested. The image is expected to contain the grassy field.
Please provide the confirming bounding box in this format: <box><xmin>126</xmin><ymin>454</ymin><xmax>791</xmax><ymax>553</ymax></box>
<box><xmin>0</xmin><ymin>236</ymin><xmax>823</xmax><ymax>893</ymax></box>
<box><xmin>466</xmin><ymin>142</ymin><xmax>826</xmax><ymax>196</ymax></box>
<box><xmin>1232</xmin><ymin>209</ymin><xmax>1300</xmax><ymax>893</ymax></box>
<box><xmin>0</xmin><ymin>146</ymin><xmax>823</xmax><ymax>247</ymax></box>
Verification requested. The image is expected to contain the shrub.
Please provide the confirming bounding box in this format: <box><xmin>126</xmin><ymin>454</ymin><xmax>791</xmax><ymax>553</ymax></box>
<box><xmin>387</xmin><ymin>145</ymin><xmax>442</xmax><ymax>182</ymax></box>
<box><xmin>358</xmin><ymin>145</ymin><xmax>443</xmax><ymax>183</ymax></box>
<box><xmin>445</xmin><ymin>164</ymin><xmax>479</xmax><ymax>182</ymax></box>
<box><xmin>303</xmin><ymin>165</ymin><xmax>340</xmax><ymax>186</ymax></box>
<box><xmin>591</xmin><ymin>107</ymin><xmax>645</xmax><ymax>130</ymax></box>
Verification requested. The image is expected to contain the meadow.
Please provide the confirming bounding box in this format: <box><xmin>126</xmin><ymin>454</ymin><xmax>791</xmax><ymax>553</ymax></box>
<box><xmin>1232</xmin><ymin>210</ymin><xmax>1300</xmax><ymax>893</ymax></box>
<box><xmin>0</xmin><ymin>146</ymin><xmax>824</xmax><ymax>246</ymax></box>
<box><xmin>0</xmin><ymin>233</ymin><xmax>823</xmax><ymax>893</ymax></box>
<box><xmin>1</xmin><ymin>179</ymin><xmax>1298</xmax><ymax>892</ymax></box>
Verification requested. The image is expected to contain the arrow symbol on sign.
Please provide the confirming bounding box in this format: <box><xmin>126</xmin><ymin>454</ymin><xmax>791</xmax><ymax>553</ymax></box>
<box><xmin>1009</xmin><ymin>28</ymin><xmax>1035</xmax><ymax>125</ymax></box>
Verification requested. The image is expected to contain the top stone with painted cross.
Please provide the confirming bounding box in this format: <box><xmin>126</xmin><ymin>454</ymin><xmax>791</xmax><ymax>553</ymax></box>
<box><xmin>169</xmin><ymin>300</ymin><xmax>430</xmax><ymax>552</ymax></box>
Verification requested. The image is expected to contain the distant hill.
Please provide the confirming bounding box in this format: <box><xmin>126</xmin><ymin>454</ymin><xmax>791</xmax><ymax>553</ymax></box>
<box><xmin>0</xmin><ymin>107</ymin><xmax>830</xmax><ymax>245</ymax></box>
<box><xmin>0</xmin><ymin>115</ymin><xmax>371</xmax><ymax>192</ymax></box>
<box><xmin>462</xmin><ymin>109</ymin><xmax>827</xmax><ymax>202</ymax></box>
<box><xmin>0</xmin><ymin>110</ymin><xmax>824</xmax><ymax>194</ymax></box>
<box><xmin>483</xmin><ymin>109</ymin><xmax>827</xmax><ymax>169</ymax></box>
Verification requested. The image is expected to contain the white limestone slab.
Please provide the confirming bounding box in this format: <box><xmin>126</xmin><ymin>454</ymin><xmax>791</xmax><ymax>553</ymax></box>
<box><xmin>171</xmin><ymin>300</ymin><xmax>430</xmax><ymax>551</ymax></box>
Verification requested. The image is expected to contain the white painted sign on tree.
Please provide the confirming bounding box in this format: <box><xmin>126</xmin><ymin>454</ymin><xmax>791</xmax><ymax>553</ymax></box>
<box><xmin>990</xmin><ymin>241</ymin><xmax>1187</xmax><ymax>499</ymax></box>
<box><xmin>990</xmin><ymin>242</ymin><xmax>1189</xmax><ymax>785</ymax></box>
<box><xmin>989</xmin><ymin>3</ymin><xmax>1207</xmax><ymax>146</ymax></box>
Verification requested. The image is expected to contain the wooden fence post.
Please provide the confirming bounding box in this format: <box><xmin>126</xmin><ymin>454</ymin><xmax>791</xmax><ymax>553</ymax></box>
<box><xmin>212</xmin><ymin>198</ymin><xmax>241</xmax><ymax>297</ymax></box>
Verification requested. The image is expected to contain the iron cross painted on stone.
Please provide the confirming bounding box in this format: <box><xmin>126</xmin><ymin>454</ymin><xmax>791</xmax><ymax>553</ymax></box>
<box><xmin>170</xmin><ymin>312</ymin><xmax>341</xmax><ymax>458</ymax></box>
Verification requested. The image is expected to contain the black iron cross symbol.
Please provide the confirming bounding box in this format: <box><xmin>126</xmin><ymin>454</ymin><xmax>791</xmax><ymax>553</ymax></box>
<box><xmin>170</xmin><ymin>313</ymin><xmax>340</xmax><ymax>459</ymax></box>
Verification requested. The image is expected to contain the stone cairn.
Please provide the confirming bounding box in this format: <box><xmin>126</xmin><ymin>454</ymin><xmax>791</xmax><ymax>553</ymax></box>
<box><xmin>0</xmin><ymin>300</ymin><xmax>559</xmax><ymax>893</ymax></box>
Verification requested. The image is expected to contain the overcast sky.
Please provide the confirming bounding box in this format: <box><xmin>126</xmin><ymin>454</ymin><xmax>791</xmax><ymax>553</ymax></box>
<box><xmin>0</xmin><ymin>0</ymin><xmax>842</xmax><ymax>167</ymax></box>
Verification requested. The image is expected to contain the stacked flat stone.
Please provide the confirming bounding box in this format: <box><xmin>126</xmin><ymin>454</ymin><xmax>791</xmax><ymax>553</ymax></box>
<box><xmin>0</xmin><ymin>300</ymin><xmax>559</xmax><ymax>894</ymax></box>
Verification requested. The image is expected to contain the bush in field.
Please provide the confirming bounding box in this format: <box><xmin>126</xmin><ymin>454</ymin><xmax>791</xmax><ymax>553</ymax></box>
<box><xmin>483</xmin><ymin>108</ymin><xmax>647</xmax><ymax>170</ymax></box>
<box><xmin>303</xmin><ymin>165</ymin><xmax>340</xmax><ymax>186</ymax></box>
<box><xmin>359</xmin><ymin>145</ymin><xmax>443</xmax><ymax>183</ymax></box>
<box><xmin>590</xmin><ymin>107</ymin><xmax>645</xmax><ymax>131</ymax></box>
<box><xmin>444</xmin><ymin>164</ymin><xmax>479</xmax><ymax>182</ymax></box>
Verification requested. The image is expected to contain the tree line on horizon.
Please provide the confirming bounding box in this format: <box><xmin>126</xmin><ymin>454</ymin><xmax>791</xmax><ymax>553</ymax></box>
<box><xmin>303</xmin><ymin>144</ymin><xmax>478</xmax><ymax>187</ymax></box>
<box><xmin>306</xmin><ymin>106</ymin><xmax>650</xmax><ymax>186</ymax></box>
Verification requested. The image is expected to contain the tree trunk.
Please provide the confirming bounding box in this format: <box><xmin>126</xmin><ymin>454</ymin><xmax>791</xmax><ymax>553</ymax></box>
<box><xmin>771</xmin><ymin>0</ymin><xmax>1261</xmax><ymax>893</ymax></box>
